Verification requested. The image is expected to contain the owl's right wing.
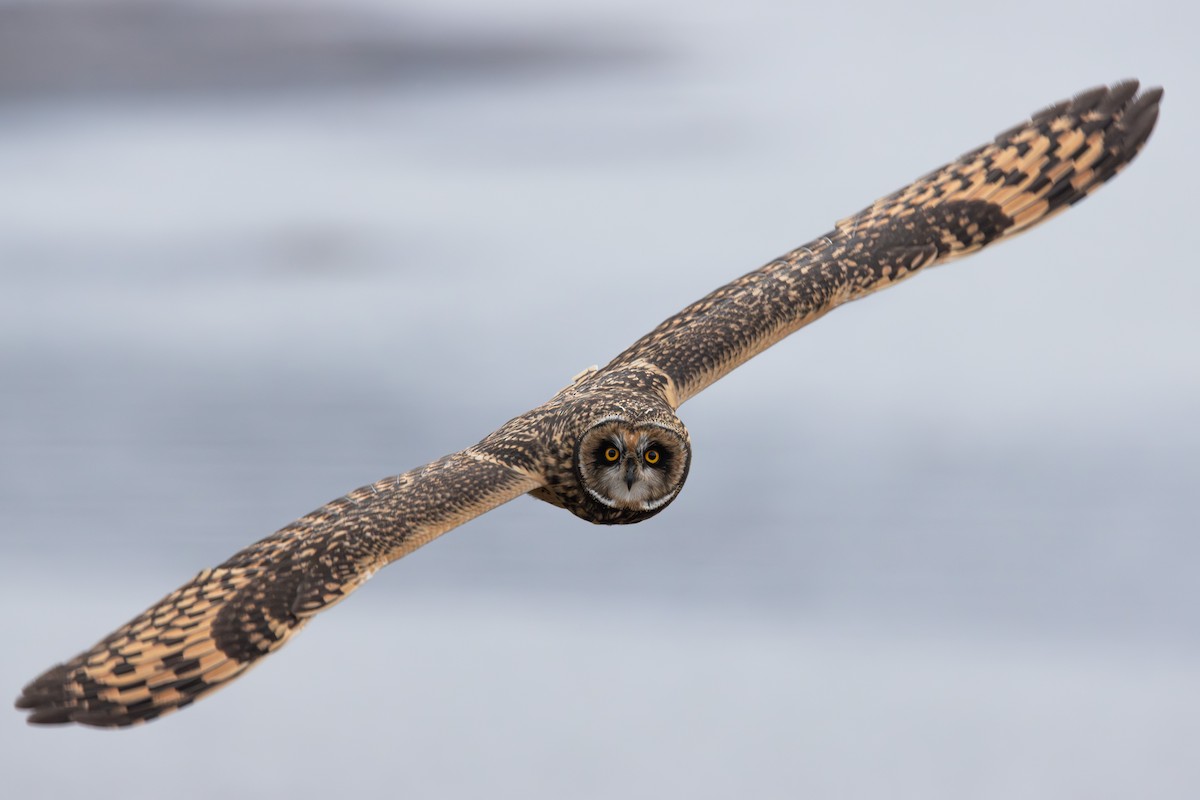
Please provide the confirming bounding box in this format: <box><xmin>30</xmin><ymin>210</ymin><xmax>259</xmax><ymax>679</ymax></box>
<box><xmin>604</xmin><ymin>80</ymin><xmax>1161</xmax><ymax>408</ymax></box>
<box><xmin>15</xmin><ymin>439</ymin><xmax>543</xmax><ymax>727</ymax></box>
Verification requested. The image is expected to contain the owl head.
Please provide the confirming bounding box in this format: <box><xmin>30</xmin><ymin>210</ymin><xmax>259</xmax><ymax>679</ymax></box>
<box><xmin>573</xmin><ymin>414</ymin><xmax>691</xmax><ymax>524</ymax></box>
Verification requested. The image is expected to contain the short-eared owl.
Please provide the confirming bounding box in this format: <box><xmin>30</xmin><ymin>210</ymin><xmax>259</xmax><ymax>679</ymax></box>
<box><xmin>17</xmin><ymin>81</ymin><xmax>1161</xmax><ymax>726</ymax></box>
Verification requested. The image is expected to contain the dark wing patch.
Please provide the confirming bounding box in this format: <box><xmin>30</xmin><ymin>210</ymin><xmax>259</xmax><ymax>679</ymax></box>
<box><xmin>605</xmin><ymin>80</ymin><xmax>1161</xmax><ymax>407</ymax></box>
<box><xmin>16</xmin><ymin>449</ymin><xmax>541</xmax><ymax>727</ymax></box>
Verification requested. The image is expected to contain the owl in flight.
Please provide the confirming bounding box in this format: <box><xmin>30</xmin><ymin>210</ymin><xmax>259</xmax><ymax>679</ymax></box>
<box><xmin>17</xmin><ymin>81</ymin><xmax>1161</xmax><ymax>726</ymax></box>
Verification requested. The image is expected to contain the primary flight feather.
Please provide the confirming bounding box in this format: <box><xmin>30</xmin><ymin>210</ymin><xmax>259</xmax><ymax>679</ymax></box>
<box><xmin>16</xmin><ymin>80</ymin><xmax>1161</xmax><ymax>726</ymax></box>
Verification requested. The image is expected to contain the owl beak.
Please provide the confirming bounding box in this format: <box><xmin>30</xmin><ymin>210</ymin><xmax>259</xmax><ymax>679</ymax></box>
<box><xmin>624</xmin><ymin>460</ymin><xmax>637</xmax><ymax>489</ymax></box>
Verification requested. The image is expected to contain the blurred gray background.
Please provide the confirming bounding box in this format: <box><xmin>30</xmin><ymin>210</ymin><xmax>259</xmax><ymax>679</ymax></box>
<box><xmin>2</xmin><ymin>0</ymin><xmax>1196</xmax><ymax>797</ymax></box>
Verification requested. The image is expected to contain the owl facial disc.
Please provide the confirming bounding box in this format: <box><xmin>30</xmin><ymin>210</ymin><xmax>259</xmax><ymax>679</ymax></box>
<box><xmin>575</xmin><ymin>416</ymin><xmax>690</xmax><ymax>513</ymax></box>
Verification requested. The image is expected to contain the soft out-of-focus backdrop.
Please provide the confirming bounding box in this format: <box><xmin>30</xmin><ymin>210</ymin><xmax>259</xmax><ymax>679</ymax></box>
<box><xmin>2</xmin><ymin>0</ymin><xmax>1196</xmax><ymax>797</ymax></box>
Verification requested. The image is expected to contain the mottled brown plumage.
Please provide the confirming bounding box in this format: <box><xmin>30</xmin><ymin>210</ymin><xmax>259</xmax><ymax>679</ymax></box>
<box><xmin>16</xmin><ymin>80</ymin><xmax>1161</xmax><ymax>727</ymax></box>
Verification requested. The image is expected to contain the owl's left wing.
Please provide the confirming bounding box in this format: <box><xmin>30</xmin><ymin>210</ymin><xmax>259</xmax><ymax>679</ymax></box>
<box><xmin>604</xmin><ymin>81</ymin><xmax>1161</xmax><ymax>408</ymax></box>
<box><xmin>15</xmin><ymin>444</ymin><xmax>541</xmax><ymax>727</ymax></box>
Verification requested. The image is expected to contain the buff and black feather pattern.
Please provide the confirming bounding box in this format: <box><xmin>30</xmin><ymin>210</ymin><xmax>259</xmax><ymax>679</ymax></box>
<box><xmin>16</xmin><ymin>450</ymin><xmax>542</xmax><ymax>726</ymax></box>
<box><xmin>609</xmin><ymin>80</ymin><xmax>1161</xmax><ymax>404</ymax></box>
<box><xmin>16</xmin><ymin>80</ymin><xmax>1160</xmax><ymax>727</ymax></box>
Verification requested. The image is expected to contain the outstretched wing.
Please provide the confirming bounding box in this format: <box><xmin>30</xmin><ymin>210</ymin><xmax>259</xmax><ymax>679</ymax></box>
<box><xmin>15</xmin><ymin>444</ymin><xmax>542</xmax><ymax>726</ymax></box>
<box><xmin>606</xmin><ymin>80</ymin><xmax>1161</xmax><ymax>408</ymax></box>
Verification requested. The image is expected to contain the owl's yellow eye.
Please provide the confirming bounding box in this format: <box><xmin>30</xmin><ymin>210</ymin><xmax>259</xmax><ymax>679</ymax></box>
<box><xmin>644</xmin><ymin>449</ymin><xmax>660</xmax><ymax>465</ymax></box>
<box><xmin>604</xmin><ymin>447</ymin><xmax>620</xmax><ymax>462</ymax></box>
